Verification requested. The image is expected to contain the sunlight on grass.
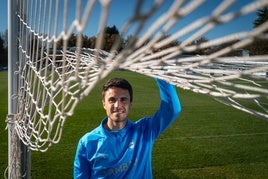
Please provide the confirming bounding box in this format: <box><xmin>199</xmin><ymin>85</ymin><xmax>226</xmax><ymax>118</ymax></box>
<box><xmin>1</xmin><ymin>71</ymin><xmax>268</xmax><ymax>178</ymax></box>
<box><xmin>171</xmin><ymin>163</ymin><xmax>268</xmax><ymax>178</ymax></box>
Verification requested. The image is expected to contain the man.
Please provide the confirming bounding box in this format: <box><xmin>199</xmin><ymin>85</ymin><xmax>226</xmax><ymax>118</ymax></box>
<box><xmin>74</xmin><ymin>77</ymin><xmax>181</xmax><ymax>178</ymax></box>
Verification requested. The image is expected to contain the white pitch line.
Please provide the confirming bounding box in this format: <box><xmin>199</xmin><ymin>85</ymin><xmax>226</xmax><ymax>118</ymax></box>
<box><xmin>158</xmin><ymin>132</ymin><xmax>268</xmax><ymax>140</ymax></box>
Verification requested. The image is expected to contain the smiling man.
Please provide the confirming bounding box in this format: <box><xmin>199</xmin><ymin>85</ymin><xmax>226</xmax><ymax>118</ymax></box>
<box><xmin>74</xmin><ymin>77</ymin><xmax>181</xmax><ymax>178</ymax></box>
<box><xmin>102</xmin><ymin>81</ymin><xmax>132</xmax><ymax>131</ymax></box>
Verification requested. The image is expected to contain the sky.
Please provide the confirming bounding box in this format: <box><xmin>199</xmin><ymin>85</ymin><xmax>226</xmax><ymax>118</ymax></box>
<box><xmin>0</xmin><ymin>0</ymin><xmax>7</xmax><ymax>34</ymax></box>
<box><xmin>0</xmin><ymin>0</ymin><xmax>260</xmax><ymax>42</ymax></box>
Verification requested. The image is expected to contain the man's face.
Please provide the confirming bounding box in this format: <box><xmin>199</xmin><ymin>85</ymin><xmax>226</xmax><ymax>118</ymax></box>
<box><xmin>102</xmin><ymin>87</ymin><xmax>132</xmax><ymax>126</ymax></box>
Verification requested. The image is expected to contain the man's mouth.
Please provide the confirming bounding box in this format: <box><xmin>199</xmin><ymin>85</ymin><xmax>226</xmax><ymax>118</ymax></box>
<box><xmin>113</xmin><ymin>110</ymin><xmax>124</xmax><ymax>114</ymax></box>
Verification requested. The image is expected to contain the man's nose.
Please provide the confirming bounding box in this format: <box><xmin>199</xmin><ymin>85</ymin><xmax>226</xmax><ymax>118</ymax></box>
<box><xmin>114</xmin><ymin>100</ymin><xmax>120</xmax><ymax>107</ymax></box>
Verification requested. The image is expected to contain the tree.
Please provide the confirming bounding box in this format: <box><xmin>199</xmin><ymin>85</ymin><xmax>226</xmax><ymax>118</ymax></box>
<box><xmin>82</xmin><ymin>34</ymin><xmax>91</xmax><ymax>48</ymax></box>
<box><xmin>0</xmin><ymin>36</ymin><xmax>4</xmax><ymax>53</ymax></box>
<box><xmin>105</xmin><ymin>25</ymin><xmax>119</xmax><ymax>35</ymax></box>
<box><xmin>0</xmin><ymin>33</ymin><xmax>7</xmax><ymax>67</ymax></box>
<box><xmin>68</xmin><ymin>33</ymin><xmax>77</xmax><ymax>47</ymax></box>
<box><xmin>89</xmin><ymin>36</ymin><xmax>97</xmax><ymax>48</ymax></box>
<box><xmin>194</xmin><ymin>37</ymin><xmax>210</xmax><ymax>55</ymax></box>
<box><xmin>0</xmin><ymin>35</ymin><xmax>4</xmax><ymax>65</ymax></box>
<box><xmin>101</xmin><ymin>25</ymin><xmax>123</xmax><ymax>52</ymax></box>
<box><xmin>56</xmin><ymin>33</ymin><xmax>78</xmax><ymax>47</ymax></box>
<box><xmin>253</xmin><ymin>7</ymin><xmax>268</xmax><ymax>28</ymax></box>
<box><xmin>246</xmin><ymin>7</ymin><xmax>268</xmax><ymax>55</ymax></box>
<box><xmin>124</xmin><ymin>35</ymin><xmax>137</xmax><ymax>49</ymax></box>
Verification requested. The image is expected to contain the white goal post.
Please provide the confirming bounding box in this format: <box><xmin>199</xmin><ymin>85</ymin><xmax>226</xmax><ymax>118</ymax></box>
<box><xmin>6</xmin><ymin>0</ymin><xmax>268</xmax><ymax>178</ymax></box>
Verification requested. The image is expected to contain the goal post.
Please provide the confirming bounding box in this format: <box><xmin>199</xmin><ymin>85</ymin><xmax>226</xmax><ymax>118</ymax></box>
<box><xmin>7</xmin><ymin>0</ymin><xmax>30</xmax><ymax>178</ymax></box>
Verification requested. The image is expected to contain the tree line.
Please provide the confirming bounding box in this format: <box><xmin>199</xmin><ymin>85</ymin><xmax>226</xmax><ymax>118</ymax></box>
<box><xmin>0</xmin><ymin>7</ymin><xmax>267</xmax><ymax>69</ymax></box>
<box><xmin>0</xmin><ymin>30</ymin><xmax>7</xmax><ymax>69</ymax></box>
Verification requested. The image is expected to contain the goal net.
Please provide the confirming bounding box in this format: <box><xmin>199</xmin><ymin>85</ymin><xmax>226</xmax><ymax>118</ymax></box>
<box><xmin>8</xmin><ymin>0</ymin><xmax>268</xmax><ymax>154</ymax></box>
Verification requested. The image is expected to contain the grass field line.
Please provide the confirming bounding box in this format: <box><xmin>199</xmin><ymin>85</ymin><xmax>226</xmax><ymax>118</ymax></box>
<box><xmin>159</xmin><ymin>132</ymin><xmax>268</xmax><ymax>140</ymax></box>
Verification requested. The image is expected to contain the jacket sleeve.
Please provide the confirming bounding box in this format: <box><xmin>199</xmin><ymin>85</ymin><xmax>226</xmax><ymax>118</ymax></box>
<box><xmin>73</xmin><ymin>139</ymin><xmax>91</xmax><ymax>179</ymax></box>
<box><xmin>149</xmin><ymin>78</ymin><xmax>182</xmax><ymax>139</ymax></box>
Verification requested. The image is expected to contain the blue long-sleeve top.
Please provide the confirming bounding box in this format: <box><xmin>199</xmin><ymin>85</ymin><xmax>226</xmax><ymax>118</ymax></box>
<box><xmin>74</xmin><ymin>79</ymin><xmax>181</xmax><ymax>178</ymax></box>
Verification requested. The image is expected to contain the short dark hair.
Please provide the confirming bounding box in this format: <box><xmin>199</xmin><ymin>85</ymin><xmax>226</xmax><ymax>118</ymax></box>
<box><xmin>102</xmin><ymin>78</ymin><xmax>133</xmax><ymax>102</ymax></box>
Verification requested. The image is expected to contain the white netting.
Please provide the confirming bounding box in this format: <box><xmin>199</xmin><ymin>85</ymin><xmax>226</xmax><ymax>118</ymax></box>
<box><xmin>10</xmin><ymin>0</ymin><xmax>268</xmax><ymax>151</ymax></box>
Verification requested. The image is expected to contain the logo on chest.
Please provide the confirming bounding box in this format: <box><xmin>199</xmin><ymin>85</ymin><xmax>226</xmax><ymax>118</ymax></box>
<box><xmin>128</xmin><ymin>142</ymin><xmax>135</xmax><ymax>149</ymax></box>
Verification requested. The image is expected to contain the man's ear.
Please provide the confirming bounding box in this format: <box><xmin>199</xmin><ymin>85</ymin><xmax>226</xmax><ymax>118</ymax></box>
<box><xmin>102</xmin><ymin>99</ymin><xmax>106</xmax><ymax>109</ymax></box>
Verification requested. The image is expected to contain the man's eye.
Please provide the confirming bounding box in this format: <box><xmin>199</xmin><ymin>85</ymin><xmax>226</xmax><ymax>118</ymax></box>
<box><xmin>108</xmin><ymin>98</ymin><xmax>116</xmax><ymax>103</ymax></box>
<box><xmin>121</xmin><ymin>98</ymin><xmax>128</xmax><ymax>102</ymax></box>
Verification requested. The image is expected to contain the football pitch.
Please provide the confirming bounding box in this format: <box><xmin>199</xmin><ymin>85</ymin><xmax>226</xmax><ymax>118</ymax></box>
<box><xmin>1</xmin><ymin>71</ymin><xmax>268</xmax><ymax>178</ymax></box>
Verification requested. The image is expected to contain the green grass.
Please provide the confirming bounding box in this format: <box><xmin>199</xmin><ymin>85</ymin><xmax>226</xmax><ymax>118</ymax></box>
<box><xmin>0</xmin><ymin>72</ymin><xmax>8</xmax><ymax>178</ymax></box>
<box><xmin>1</xmin><ymin>71</ymin><xmax>268</xmax><ymax>178</ymax></box>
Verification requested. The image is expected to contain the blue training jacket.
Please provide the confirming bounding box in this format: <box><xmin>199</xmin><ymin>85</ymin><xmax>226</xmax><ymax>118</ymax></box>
<box><xmin>74</xmin><ymin>79</ymin><xmax>181</xmax><ymax>179</ymax></box>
